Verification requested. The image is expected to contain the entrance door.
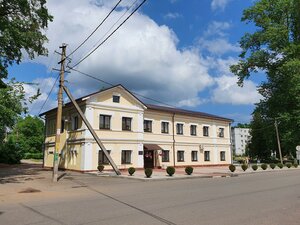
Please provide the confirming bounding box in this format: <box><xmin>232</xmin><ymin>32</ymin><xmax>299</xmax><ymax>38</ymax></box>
<box><xmin>144</xmin><ymin>150</ymin><xmax>154</xmax><ymax>168</ymax></box>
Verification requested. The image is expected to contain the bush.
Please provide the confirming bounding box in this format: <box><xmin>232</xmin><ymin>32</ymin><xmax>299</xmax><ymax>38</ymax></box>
<box><xmin>97</xmin><ymin>164</ymin><xmax>104</xmax><ymax>172</ymax></box>
<box><xmin>277</xmin><ymin>163</ymin><xmax>283</xmax><ymax>169</ymax></box>
<box><xmin>293</xmin><ymin>163</ymin><xmax>298</xmax><ymax>168</ymax></box>
<box><xmin>261</xmin><ymin>163</ymin><xmax>268</xmax><ymax>170</ymax></box>
<box><xmin>166</xmin><ymin>166</ymin><xmax>175</xmax><ymax>176</ymax></box>
<box><xmin>128</xmin><ymin>167</ymin><xmax>135</xmax><ymax>176</ymax></box>
<box><xmin>0</xmin><ymin>138</ymin><xmax>23</xmax><ymax>164</ymax></box>
<box><xmin>241</xmin><ymin>164</ymin><xmax>248</xmax><ymax>171</ymax></box>
<box><xmin>270</xmin><ymin>163</ymin><xmax>276</xmax><ymax>169</ymax></box>
<box><xmin>185</xmin><ymin>166</ymin><xmax>193</xmax><ymax>175</ymax></box>
<box><xmin>285</xmin><ymin>163</ymin><xmax>292</xmax><ymax>168</ymax></box>
<box><xmin>144</xmin><ymin>168</ymin><xmax>152</xmax><ymax>178</ymax></box>
<box><xmin>23</xmin><ymin>152</ymin><xmax>43</xmax><ymax>159</ymax></box>
<box><xmin>229</xmin><ymin>164</ymin><xmax>236</xmax><ymax>172</ymax></box>
<box><xmin>252</xmin><ymin>164</ymin><xmax>258</xmax><ymax>171</ymax></box>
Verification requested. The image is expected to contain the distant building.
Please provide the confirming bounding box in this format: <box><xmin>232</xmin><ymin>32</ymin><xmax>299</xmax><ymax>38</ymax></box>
<box><xmin>231</xmin><ymin>128</ymin><xmax>251</xmax><ymax>156</ymax></box>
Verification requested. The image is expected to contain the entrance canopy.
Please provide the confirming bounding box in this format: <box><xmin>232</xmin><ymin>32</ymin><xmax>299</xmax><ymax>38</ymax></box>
<box><xmin>144</xmin><ymin>144</ymin><xmax>163</xmax><ymax>150</ymax></box>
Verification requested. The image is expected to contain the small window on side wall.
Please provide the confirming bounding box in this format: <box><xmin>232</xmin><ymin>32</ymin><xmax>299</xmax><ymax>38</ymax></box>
<box><xmin>113</xmin><ymin>95</ymin><xmax>120</xmax><ymax>103</ymax></box>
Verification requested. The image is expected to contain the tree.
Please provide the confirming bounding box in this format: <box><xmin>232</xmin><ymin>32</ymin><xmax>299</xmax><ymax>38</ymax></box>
<box><xmin>0</xmin><ymin>0</ymin><xmax>53</xmax><ymax>86</ymax></box>
<box><xmin>11</xmin><ymin>116</ymin><xmax>44</xmax><ymax>154</ymax></box>
<box><xmin>231</xmin><ymin>0</ymin><xmax>300</xmax><ymax>157</ymax></box>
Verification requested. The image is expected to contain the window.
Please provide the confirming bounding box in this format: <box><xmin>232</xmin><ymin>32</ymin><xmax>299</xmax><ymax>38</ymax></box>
<box><xmin>100</xmin><ymin>115</ymin><xmax>111</xmax><ymax>129</ymax></box>
<box><xmin>72</xmin><ymin>115</ymin><xmax>79</xmax><ymax>130</ymax></box>
<box><xmin>122</xmin><ymin>117</ymin><xmax>132</xmax><ymax>131</ymax></box>
<box><xmin>121</xmin><ymin>150</ymin><xmax>131</xmax><ymax>164</ymax></box>
<box><xmin>60</xmin><ymin>119</ymin><xmax>65</xmax><ymax>133</ymax></box>
<box><xmin>177</xmin><ymin>151</ymin><xmax>184</xmax><ymax>162</ymax></box>
<box><xmin>204</xmin><ymin>151</ymin><xmax>210</xmax><ymax>161</ymax></box>
<box><xmin>220</xmin><ymin>151</ymin><xmax>226</xmax><ymax>161</ymax></box>
<box><xmin>113</xmin><ymin>95</ymin><xmax>120</xmax><ymax>103</ymax></box>
<box><xmin>98</xmin><ymin>150</ymin><xmax>111</xmax><ymax>164</ymax></box>
<box><xmin>219</xmin><ymin>128</ymin><xmax>224</xmax><ymax>137</ymax></box>
<box><xmin>190</xmin><ymin>125</ymin><xmax>197</xmax><ymax>136</ymax></box>
<box><xmin>161</xmin><ymin>122</ymin><xmax>169</xmax><ymax>133</ymax></box>
<box><xmin>144</xmin><ymin>120</ymin><xmax>152</xmax><ymax>132</ymax></box>
<box><xmin>162</xmin><ymin>150</ymin><xmax>169</xmax><ymax>162</ymax></box>
<box><xmin>177</xmin><ymin>123</ymin><xmax>183</xmax><ymax>135</ymax></box>
<box><xmin>203</xmin><ymin>126</ymin><xmax>209</xmax><ymax>136</ymax></box>
<box><xmin>191</xmin><ymin>151</ymin><xmax>198</xmax><ymax>161</ymax></box>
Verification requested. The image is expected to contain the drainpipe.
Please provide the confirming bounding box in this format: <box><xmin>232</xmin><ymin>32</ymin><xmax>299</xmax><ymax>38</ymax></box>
<box><xmin>172</xmin><ymin>113</ymin><xmax>176</xmax><ymax>167</ymax></box>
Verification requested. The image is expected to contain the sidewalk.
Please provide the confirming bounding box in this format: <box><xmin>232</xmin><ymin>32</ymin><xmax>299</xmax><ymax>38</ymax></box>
<box><xmin>89</xmin><ymin>165</ymin><xmax>300</xmax><ymax>181</ymax></box>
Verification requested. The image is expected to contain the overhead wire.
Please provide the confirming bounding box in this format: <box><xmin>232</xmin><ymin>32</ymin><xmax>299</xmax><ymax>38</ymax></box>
<box><xmin>65</xmin><ymin>0</ymin><xmax>123</xmax><ymax>60</ymax></box>
<box><xmin>68</xmin><ymin>0</ymin><xmax>147</xmax><ymax>70</ymax></box>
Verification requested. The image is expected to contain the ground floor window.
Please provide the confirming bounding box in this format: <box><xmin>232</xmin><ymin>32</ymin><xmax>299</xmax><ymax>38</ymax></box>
<box><xmin>191</xmin><ymin>151</ymin><xmax>198</xmax><ymax>161</ymax></box>
<box><xmin>220</xmin><ymin>151</ymin><xmax>226</xmax><ymax>161</ymax></box>
<box><xmin>204</xmin><ymin>151</ymin><xmax>210</xmax><ymax>161</ymax></box>
<box><xmin>177</xmin><ymin>151</ymin><xmax>184</xmax><ymax>162</ymax></box>
<box><xmin>162</xmin><ymin>150</ymin><xmax>169</xmax><ymax>162</ymax></box>
<box><xmin>121</xmin><ymin>150</ymin><xmax>132</xmax><ymax>164</ymax></box>
<box><xmin>98</xmin><ymin>150</ymin><xmax>111</xmax><ymax>164</ymax></box>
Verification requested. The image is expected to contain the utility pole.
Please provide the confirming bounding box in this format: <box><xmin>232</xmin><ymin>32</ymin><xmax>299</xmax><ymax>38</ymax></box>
<box><xmin>274</xmin><ymin>119</ymin><xmax>283</xmax><ymax>164</ymax></box>
<box><xmin>53</xmin><ymin>44</ymin><xmax>67</xmax><ymax>182</ymax></box>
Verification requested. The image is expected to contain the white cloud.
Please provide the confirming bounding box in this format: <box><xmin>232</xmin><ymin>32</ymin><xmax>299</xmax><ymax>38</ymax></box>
<box><xmin>204</xmin><ymin>21</ymin><xmax>231</xmax><ymax>37</ymax></box>
<box><xmin>34</xmin><ymin>0</ymin><xmax>214</xmax><ymax>108</ymax></box>
<box><xmin>211</xmin><ymin>0</ymin><xmax>232</xmax><ymax>11</ymax></box>
<box><xmin>211</xmin><ymin>75</ymin><xmax>261</xmax><ymax>105</ymax></box>
<box><xmin>164</xmin><ymin>12</ymin><xmax>182</xmax><ymax>19</ymax></box>
<box><xmin>199</xmin><ymin>38</ymin><xmax>240</xmax><ymax>55</ymax></box>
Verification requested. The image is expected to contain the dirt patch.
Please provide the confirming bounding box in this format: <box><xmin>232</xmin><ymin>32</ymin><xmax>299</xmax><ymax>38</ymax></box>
<box><xmin>19</xmin><ymin>188</ymin><xmax>41</xmax><ymax>193</ymax></box>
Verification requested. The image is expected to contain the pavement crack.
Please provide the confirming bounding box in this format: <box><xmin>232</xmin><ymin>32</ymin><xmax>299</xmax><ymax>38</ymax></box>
<box><xmin>72</xmin><ymin>180</ymin><xmax>178</xmax><ymax>225</ymax></box>
<box><xmin>20</xmin><ymin>203</ymin><xmax>67</xmax><ymax>225</ymax></box>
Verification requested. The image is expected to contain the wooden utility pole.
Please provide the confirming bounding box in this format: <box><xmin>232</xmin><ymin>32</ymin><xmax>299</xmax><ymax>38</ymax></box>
<box><xmin>53</xmin><ymin>44</ymin><xmax>67</xmax><ymax>182</ymax></box>
<box><xmin>274</xmin><ymin>119</ymin><xmax>283</xmax><ymax>164</ymax></box>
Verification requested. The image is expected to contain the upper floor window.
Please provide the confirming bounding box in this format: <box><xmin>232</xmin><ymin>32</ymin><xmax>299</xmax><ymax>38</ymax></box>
<box><xmin>203</xmin><ymin>126</ymin><xmax>209</xmax><ymax>136</ymax></box>
<box><xmin>190</xmin><ymin>125</ymin><xmax>197</xmax><ymax>136</ymax></box>
<box><xmin>100</xmin><ymin>115</ymin><xmax>111</xmax><ymax>129</ymax></box>
<box><xmin>177</xmin><ymin>123</ymin><xmax>183</xmax><ymax>135</ymax></box>
<box><xmin>161</xmin><ymin>122</ymin><xmax>169</xmax><ymax>134</ymax></box>
<box><xmin>219</xmin><ymin>128</ymin><xmax>224</xmax><ymax>137</ymax></box>
<box><xmin>144</xmin><ymin>120</ymin><xmax>152</xmax><ymax>132</ymax></box>
<box><xmin>113</xmin><ymin>95</ymin><xmax>120</xmax><ymax>103</ymax></box>
<box><xmin>72</xmin><ymin>115</ymin><xmax>79</xmax><ymax>130</ymax></box>
<box><xmin>122</xmin><ymin>117</ymin><xmax>132</xmax><ymax>131</ymax></box>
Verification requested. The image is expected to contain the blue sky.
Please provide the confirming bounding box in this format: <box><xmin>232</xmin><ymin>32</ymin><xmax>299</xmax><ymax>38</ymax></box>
<box><xmin>8</xmin><ymin>0</ymin><xmax>265</xmax><ymax>124</ymax></box>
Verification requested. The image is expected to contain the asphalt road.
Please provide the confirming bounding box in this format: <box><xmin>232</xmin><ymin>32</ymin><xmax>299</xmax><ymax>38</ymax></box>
<box><xmin>1</xmin><ymin>170</ymin><xmax>300</xmax><ymax>225</ymax></box>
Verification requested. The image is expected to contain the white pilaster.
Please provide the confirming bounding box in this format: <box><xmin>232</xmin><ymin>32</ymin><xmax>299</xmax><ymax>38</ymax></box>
<box><xmin>137</xmin><ymin>143</ymin><xmax>144</xmax><ymax>168</ymax></box>
<box><xmin>81</xmin><ymin>142</ymin><xmax>93</xmax><ymax>171</ymax></box>
<box><xmin>85</xmin><ymin>106</ymin><xmax>94</xmax><ymax>138</ymax></box>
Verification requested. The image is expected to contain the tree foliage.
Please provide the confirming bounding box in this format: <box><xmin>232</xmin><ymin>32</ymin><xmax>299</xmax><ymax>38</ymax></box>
<box><xmin>231</xmin><ymin>0</ymin><xmax>300</xmax><ymax>157</ymax></box>
<box><xmin>0</xmin><ymin>0</ymin><xmax>53</xmax><ymax>86</ymax></box>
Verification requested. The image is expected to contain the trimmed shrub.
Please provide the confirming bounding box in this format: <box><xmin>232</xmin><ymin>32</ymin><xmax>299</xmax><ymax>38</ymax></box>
<box><xmin>241</xmin><ymin>164</ymin><xmax>248</xmax><ymax>171</ymax></box>
<box><xmin>185</xmin><ymin>166</ymin><xmax>193</xmax><ymax>175</ymax></box>
<box><xmin>144</xmin><ymin>168</ymin><xmax>152</xmax><ymax>178</ymax></box>
<box><xmin>97</xmin><ymin>164</ymin><xmax>104</xmax><ymax>172</ymax></box>
<box><xmin>252</xmin><ymin>164</ymin><xmax>258</xmax><ymax>171</ymax></box>
<box><xmin>229</xmin><ymin>164</ymin><xmax>236</xmax><ymax>172</ymax></box>
<box><xmin>128</xmin><ymin>167</ymin><xmax>136</xmax><ymax>176</ymax></box>
<box><xmin>0</xmin><ymin>138</ymin><xmax>24</xmax><ymax>164</ymax></box>
<box><xmin>23</xmin><ymin>152</ymin><xmax>43</xmax><ymax>159</ymax></box>
<box><xmin>261</xmin><ymin>163</ymin><xmax>268</xmax><ymax>170</ymax></box>
<box><xmin>166</xmin><ymin>166</ymin><xmax>175</xmax><ymax>176</ymax></box>
<box><xmin>293</xmin><ymin>163</ymin><xmax>298</xmax><ymax>168</ymax></box>
<box><xmin>285</xmin><ymin>163</ymin><xmax>292</xmax><ymax>168</ymax></box>
<box><xmin>277</xmin><ymin>163</ymin><xmax>283</xmax><ymax>169</ymax></box>
<box><xmin>270</xmin><ymin>163</ymin><xmax>276</xmax><ymax>169</ymax></box>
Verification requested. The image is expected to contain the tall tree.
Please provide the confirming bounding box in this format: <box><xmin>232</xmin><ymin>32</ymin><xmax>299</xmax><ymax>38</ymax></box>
<box><xmin>231</xmin><ymin>0</ymin><xmax>300</xmax><ymax>157</ymax></box>
<box><xmin>0</xmin><ymin>0</ymin><xmax>53</xmax><ymax>86</ymax></box>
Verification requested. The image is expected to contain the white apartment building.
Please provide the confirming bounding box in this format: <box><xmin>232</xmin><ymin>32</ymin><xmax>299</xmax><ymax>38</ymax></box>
<box><xmin>231</xmin><ymin>128</ymin><xmax>251</xmax><ymax>156</ymax></box>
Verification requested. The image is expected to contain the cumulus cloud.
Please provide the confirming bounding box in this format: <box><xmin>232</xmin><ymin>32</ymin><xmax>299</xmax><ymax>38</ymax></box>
<box><xmin>198</xmin><ymin>38</ymin><xmax>240</xmax><ymax>55</ymax></box>
<box><xmin>204</xmin><ymin>21</ymin><xmax>231</xmax><ymax>37</ymax></box>
<box><xmin>164</xmin><ymin>12</ymin><xmax>182</xmax><ymax>19</ymax></box>
<box><xmin>211</xmin><ymin>0</ymin><xmax>232</xmax><ymax>11</ymax></box>
<box><xmin>34</xmin><ymin>0</ymin><xmax>213</xmax><ymax>107</ymax></box>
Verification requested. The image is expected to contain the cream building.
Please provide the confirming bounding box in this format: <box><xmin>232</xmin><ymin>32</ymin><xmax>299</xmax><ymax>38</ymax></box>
<box><xmin>41</xmin><ymin>85</ymin><xmax>233</xmax><ymax>172</ymax></box>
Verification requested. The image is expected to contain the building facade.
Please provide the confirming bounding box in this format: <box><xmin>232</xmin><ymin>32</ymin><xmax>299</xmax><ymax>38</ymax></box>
<box><xmin>231</xmin><ymin>127</ymin><xmax>251</xmax><ymax>156</ymax></box>
<box><xmin>41</xmin><ymin>85</ymin><xmax>233</xmax><ymax>172</ymax></box>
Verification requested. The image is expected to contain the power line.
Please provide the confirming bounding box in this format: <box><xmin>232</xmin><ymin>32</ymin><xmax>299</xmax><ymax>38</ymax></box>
<box><xmin>68</xmin><ymin>0</ymin><xmax>147</xmax><ymax>70</ymax></box>
<box><xmin>65</xmin><ymin>0</ymin><xmax>123</xmax><ymax>60</ymax></box>
<box><xmin>38</xmin><ymin>74</ymin><xmax>60</xmax><ymax>116</ymax></box>
<box><xmin>67</xmin><ymin>67</ymin><xmax>177</xmax><ymax>108</ymax></box>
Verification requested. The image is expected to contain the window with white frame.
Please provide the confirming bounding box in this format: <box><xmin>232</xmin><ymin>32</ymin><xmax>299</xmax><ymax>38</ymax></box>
<box><xmin>121</xmin><ymin>150</ymin><xmax>131</xmax><ymax>164</ymax></box>
<box><xmin>177</xmin><ymin>151</ymin><xmax>184</xmax><ymax>162</ymax></box>
<box><xmin>98</xmin><ymin>150</ymin><xmax>111</xmax><ymax>164</ymax></box>
<box><xmin>122</xmin><ymin>117</ymin><xmax>132</xmax><ymax>131</ymax></box>
<box><xmin>176</xmin><ymin>123</ymin><xmax>183</xmax><ymax>135</ymax></box>
<box><xmin>99</xmin><ymin>115</ymin><xmax>111</xmax><ymax>129</ymax></box>
<box><xmin>203</xmin><ymin>126</ymin><xmax>209</xmax><ymax>136</ymax></box>
<box><xmin>162</xmin><ymin>150</ymin><xmax>169</xmax><ymax>162</ymax></box>
<box><xmin>204</xmin><ymin>151</ymin><xmax>210</xmax><ymax>161</ymax></box>
<box><xmin>191</xmin><ymin>151</ymin><xmax>198</xmax><ymax>161</ymax></box>
<box><xmin>220</xmin><ymin>151</ymin><xmax>226</xmax><ymax>161</ymax></box>
<box><xmin>161</xmin><ymin>122</ymin><xmax>169</xmax><ymax>133</ymax></box>
<box><xmin>218</xmin><ymin>128</ymin><xmax>224</xmax><ymax>137</ymax></box>
<box><xmin>190</xmin><ymin>125</ymin><xmax>197</xmax><ymax>136</ymax></box>
<box><xmin>144</xmin><ymin>120</ymin><xmax>152</xmax><ymax>132</ymax></box>
<box><xmin>113</xmin><ymin>95</ymin><xmax>120</xmax><ymax>103</ymax></box>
